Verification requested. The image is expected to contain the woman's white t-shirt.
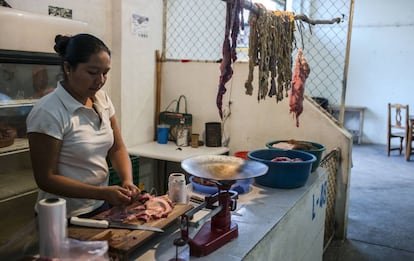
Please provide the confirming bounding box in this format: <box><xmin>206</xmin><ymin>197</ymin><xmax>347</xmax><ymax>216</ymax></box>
<box><xmin>27</xmin><ymin>82</ymin><xmax>115</xmax><ymax>217</ymax></box>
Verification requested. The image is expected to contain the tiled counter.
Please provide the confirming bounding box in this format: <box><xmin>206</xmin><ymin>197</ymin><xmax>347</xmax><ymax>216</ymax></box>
<box><xmin>130</xmin><ymin>168</ymin><xmax>328</xmax><ymax>261</ymax></box>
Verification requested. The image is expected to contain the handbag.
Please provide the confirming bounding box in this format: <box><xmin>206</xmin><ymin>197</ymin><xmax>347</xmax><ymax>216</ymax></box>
<box><xmin>159</xmin><ymin>95</ymin><xmax>192</xmax><ymax>142</ymax></box>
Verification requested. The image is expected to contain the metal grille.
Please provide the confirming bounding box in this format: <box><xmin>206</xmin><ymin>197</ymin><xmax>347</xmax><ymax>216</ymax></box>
<box><xmin>165</xmin><ymin>0</ymin><xmax>226</xmax><ymax>61</ymax></box>
<box><xmin>292</xmin><ymin>1</ymin><xmax>351</xmax><ymax>106</ymax></box>
<box><xmin>320</xmin><ymin>147</ymin><xmax>341</xmax><ymax>250</ymax></box>
<box><xmin>164</xmin><ymin>0</ymin><xmax>352</xmax><ymax>106</ymax></box>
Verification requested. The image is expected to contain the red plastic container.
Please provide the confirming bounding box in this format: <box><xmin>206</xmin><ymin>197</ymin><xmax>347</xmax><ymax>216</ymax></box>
<box><xmin>234</xmin><ymin>151</ymin><xmax>249</xmax><ymax>160</ymax></box>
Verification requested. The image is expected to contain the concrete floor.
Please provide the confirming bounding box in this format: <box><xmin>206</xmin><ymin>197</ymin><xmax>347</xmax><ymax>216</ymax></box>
<box><xmin>323</xmin><ymin>144</ymin><xmax>414</xmax><ymax>261</ymax></box>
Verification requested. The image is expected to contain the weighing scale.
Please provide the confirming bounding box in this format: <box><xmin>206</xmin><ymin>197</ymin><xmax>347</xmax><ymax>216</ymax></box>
<box><xmin>171</xmin><ymin>155</ymin><xmax>268</xmax><ymax>258</ymax></box>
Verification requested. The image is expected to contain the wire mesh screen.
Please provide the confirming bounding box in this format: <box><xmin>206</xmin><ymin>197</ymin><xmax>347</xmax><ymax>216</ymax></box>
<box><xmin>165</xmin><ymin>0</ymin><xmax>225</xmax><ymax>61</ymax></box>
<box><xmin>292</xmin><ymin>1</ymin><xmax>351</xmax><ymax>106</ymax></box>
<box><xmin>320</xmin><ymin>147</ymin><xmax>341</xmax><ymax>250</ymax></box>
<box><xmin>164</xmin><ymin>0</ymin><xmax>351</xmax><ymax>105</ymax></box>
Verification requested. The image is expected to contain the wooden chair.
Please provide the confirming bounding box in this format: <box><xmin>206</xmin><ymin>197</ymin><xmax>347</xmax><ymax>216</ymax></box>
<box><xmin>405</xmin><ymin>117</ymin><xmax>414</xmax><ymax>161</ymax></box>
<box><xmin>387</xmin><ymin>103</ymin><xmax>409</xmax><ymax>156</ymax></box>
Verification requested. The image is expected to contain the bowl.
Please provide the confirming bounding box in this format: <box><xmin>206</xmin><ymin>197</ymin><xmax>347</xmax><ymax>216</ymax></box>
<box><xmin>0</xmin><ymin>136</ymin><xmax>14</xmax><ymax>148</ymax></box>
<box><xmin>266</xmin><ymin>140</ymin><xmax>326</xmax><ymax>172</ymax></box>
<box><xmin>189</xmin><ymin>176</ymin><xmax>252</xmax><ymax>195</ymax></box>
<box><xmin>247</xmin><ymin>149</ymin><xmax>316</xmax><ymax>189</ymax></box>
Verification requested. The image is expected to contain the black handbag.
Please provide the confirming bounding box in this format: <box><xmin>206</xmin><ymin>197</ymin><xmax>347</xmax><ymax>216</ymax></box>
<box><xmin>159</xmin><ymin>95</ymin><xmax>192</xmax><ymax>141</ymax></box>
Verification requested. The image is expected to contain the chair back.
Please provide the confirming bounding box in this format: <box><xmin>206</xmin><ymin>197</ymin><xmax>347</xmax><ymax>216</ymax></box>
<box><xmin>388</xmin><ymin>103</ymin><xmax>409</xmax><ymax>132</ymax></box>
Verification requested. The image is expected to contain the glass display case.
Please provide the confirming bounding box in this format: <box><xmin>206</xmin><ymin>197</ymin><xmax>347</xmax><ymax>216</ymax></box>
<box><xmin>0</xmin><ymin>49</ymin><xmax>62</xmax><ymax>155</ymax></box>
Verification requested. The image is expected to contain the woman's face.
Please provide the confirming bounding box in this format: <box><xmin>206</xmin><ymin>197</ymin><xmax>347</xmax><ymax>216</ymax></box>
<box><xmin>64</xmin><ymin>50</ymin><xmax>111</xmax><ymax>103</ymax></box>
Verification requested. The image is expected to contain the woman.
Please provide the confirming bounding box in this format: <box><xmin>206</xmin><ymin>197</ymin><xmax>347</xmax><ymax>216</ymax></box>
<box><xmin>27</xmin><ymin>33</ymin><xmax>139</xmax><ymax>217</ymax></box>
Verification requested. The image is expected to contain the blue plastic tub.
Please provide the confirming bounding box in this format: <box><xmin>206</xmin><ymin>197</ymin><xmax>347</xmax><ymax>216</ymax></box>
<box><xmin>247</xmin><ymin>149</ymin><xmax>316</xmax><ymax>189</ymax></box>
<box><xmin>266</xmin><ymin>140</ymin><xmax>326</xmax><ymax>172</ymax></box>
<box><xmin>189</xmin><ymin>176</ymin><xmax>252</xmax><ymax>195</ymax></box>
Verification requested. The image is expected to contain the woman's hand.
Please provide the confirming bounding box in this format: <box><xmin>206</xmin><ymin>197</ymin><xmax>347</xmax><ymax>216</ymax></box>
<box><xmin>104</xmin><ymin>185</ymin><xmax>136</xmax><ymax>206</ymax></box>
<box><xmin>122</xmin><ymin>182</ymin><xmax>140</xmax><ymax>201</ymax></box>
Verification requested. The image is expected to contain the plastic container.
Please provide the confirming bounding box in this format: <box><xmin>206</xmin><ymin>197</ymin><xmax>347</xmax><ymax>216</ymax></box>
<box><xmin>247</xmin><ymin>149</ymin><xmax>316</xmax><ymax>189</ymax></box>
<box><xmin>205</xmin><ymin>122</ymin><xmax>221</xmax><ymax>147</ymax></box>
<box><xmin>266</xmin><ymin>140</ymin><xmax>326</xmax><ymax>172</ymax></box>
<box><xmin>234</xmin><ymin>151</ymin><xmax>249</xmax><ymax>160</ymax></box>
<box><xmin>157</xmin><ymin>124</ymin><xmax>169</xmax><ymax>144</ymax></box>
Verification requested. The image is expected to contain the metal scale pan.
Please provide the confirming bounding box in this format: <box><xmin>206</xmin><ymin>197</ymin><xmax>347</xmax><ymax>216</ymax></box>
<box><xmin>181</xmin><ymin>155</ymin><xmax>268</xmax><ymax>182</ymax></box>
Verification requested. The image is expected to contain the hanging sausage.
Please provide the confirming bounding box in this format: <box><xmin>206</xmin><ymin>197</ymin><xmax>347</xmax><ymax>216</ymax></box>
<box><xmin>245</xmin><ymin>5</ymin><xmax>295</xmax><ymax>102</ymax></box>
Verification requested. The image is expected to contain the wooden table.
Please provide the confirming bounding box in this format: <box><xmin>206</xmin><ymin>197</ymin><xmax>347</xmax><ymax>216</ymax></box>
<box><xmin>406</xmin><ymin>117</ymin><xmax>414</xmax><ymax>161</ymax></box>
<box><xmin>330</xmin><ymin>105</ymin><xmax>366</xmax><ymax>144</ymax></box>
<box><xmin>128</xmin><ymin>141</ymin><xmax>229</xmax><ymax>194</ymax></box>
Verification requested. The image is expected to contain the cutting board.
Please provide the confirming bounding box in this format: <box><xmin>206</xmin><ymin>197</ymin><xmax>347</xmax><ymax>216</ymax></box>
<box><xmin>68</xmin><ymin>203</ymin><xmax>192</xmax><ymax>260</ymax></box>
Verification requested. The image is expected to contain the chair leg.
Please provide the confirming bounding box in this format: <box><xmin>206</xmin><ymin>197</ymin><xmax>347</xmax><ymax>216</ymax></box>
<box><xmin>406</xmin><ymin>145</ymin><xmax>409</xmax><ymax>161</ymax></box>
<box><xmin>399</xmin><ymin>137</ymin><xmax>404</xmax><ymax>155</ymax></box>
<box><xmin>386</xmin><ymin>139</ymin><xmax>390</xmax><ymax>156</ymax></box>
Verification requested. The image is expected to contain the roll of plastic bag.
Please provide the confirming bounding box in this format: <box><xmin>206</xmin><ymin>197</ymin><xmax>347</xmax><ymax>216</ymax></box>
<box><xmin>38</xmin><ymin>198</ymin><xmax>67</xmax><ymax>258</ymax></box>
<box><xmin>60</xmin><ymin>238</ymin><xmax>109</xmax><ymax>260</ymax></box>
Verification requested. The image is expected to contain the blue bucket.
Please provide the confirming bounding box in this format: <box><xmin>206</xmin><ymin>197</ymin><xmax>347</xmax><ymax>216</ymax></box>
<box><xmin>248</xmin><ymin>149</ymin><xmax>316</xmax><ymax>189</ymax></box>
<box><xmin>266</xmin><ymin>140</ymin><xmax>326</xmax><ymax>172</ymax></box>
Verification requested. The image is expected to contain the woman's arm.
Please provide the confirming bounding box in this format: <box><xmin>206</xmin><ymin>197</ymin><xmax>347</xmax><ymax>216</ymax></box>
<box><xmin>107</xmin><ymin>115</ymin><xmax>139</xmax><ymax>196</ymax></box>
<box><xmin>28</xmin><ymin>132</ymin><xmax>133</xmax><ymax>206</ymax></box>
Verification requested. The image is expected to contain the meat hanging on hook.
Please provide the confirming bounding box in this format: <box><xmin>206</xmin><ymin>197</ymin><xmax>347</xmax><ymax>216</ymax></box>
<box><xmin>219</xmin><ymin>0</ymin><xmax>341</xmax><ymax>119</ymax></box>
<box><xmin>289</xmin><ymin>49</ymin><xmax>310</xmax><ymax>127</ymax></box>
<box><xmin>216</xmin><ymin>0</ymin><xmax>243</xmax><ymax>120</ymax></box>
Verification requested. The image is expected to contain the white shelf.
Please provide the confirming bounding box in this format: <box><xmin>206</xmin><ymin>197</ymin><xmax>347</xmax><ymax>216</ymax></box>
<box><xmin>0</xmin><ymin>99</ymin><xmax>37</xmax><ymax>108</ymax></box>
<box><xmin>0</xmin><ymin>168</ymin><xmax>37</xmax><ymax>202</ymax></box>
<box><xmin>0</xmin><ymin>138</ymin><xmax>29</xmax><ymax>156</ymax></box>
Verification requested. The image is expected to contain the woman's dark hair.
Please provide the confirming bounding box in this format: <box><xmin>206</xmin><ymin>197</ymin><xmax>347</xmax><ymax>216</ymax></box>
<box><xmin>54</xmin><ymin>33</ymin><xmax>111</xmax><ymax>72</ymax></box>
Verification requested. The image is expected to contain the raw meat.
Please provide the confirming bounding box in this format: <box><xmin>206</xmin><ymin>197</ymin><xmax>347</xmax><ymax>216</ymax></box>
<box><xmin>217</xmin><ymin>0</ymin><xmax>243</xmax><ymax>119</ymax></box>
<box><xmin>271</xmin><ymin>156</ymin><xmax>304</xmax><ymax>162</ymax></box>
<box><xmin>127</xmin><ymin>195</ymin><xmax>174</xmax><ymax>222</ymax></box>
<box><xmin>289</xmin><ymin>49</ymin><xmax>310</xmax><ymax>127</ymax></box>
<box><xmin>105</xmin><ymin>193</ymin><xmax>174</xmax><ymax>223</ymax></box>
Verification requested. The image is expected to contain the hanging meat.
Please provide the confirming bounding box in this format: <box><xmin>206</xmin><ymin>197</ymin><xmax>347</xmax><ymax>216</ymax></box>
<box><xmin>289</xmin><ymin>49</ymin><xmax>310</xmax><ymax>127</ymax></box>
<box><xmin>217</xmin><ymin>0</ymin><xmax>243</xmax><ymax>119</ymax></box>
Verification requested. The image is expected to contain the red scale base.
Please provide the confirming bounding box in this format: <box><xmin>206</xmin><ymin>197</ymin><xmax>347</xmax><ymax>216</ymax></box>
<box><xmin>189</xmin><ymin>220</ymin><xmax>238</xmax><ymax>257</ymax></box>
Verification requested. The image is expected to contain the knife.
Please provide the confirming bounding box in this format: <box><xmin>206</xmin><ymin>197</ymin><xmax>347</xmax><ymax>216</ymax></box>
<box><xmin>70</xmin><ymin>217</ymin><xmax>164</xmax><ymax>233</ymax></box>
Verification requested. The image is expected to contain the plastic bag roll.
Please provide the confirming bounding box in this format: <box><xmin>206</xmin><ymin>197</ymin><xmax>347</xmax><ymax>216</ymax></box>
<box><xmin>38</xmin><ymin>198</ymin><xmax>67</xmax><ymax>258</ymax></box>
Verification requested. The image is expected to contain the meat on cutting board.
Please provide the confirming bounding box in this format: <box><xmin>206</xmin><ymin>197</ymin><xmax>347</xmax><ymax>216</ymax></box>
<box><xmin>104</xmin><ymin>193</ymin><xmax>174</xmax><ymax>223</ymax></box>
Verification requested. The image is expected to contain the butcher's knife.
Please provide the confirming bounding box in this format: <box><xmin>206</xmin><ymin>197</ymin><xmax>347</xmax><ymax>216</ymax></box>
<box><xmin>70</xmin><ymin>217</ymin><xmax>164</xmax><ymax>233</ymax></box>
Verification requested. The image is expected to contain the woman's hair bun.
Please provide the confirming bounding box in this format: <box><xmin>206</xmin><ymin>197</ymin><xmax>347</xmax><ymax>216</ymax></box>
<box><xmin>54</xmin><ymin>34</ymin><xmax>71</xmax><ymax>57</ymax></box>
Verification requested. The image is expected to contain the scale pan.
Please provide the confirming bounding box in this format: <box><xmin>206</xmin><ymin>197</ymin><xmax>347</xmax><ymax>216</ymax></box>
<box><xmin>181</xmin><ymin>155</ymin><xmax>268</xmax><ymax>181</ymax></box>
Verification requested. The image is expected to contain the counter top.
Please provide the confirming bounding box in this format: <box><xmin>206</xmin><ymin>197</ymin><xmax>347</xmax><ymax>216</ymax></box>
<box><xmin>129</xmin><ymin>168</ymin><xmax>328</xmax><ymax>261</ymax></box>
<box><xmin>128</xmin><ymin>141</ymin><xmax>229</xmax><ymax>162</ymax></box>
